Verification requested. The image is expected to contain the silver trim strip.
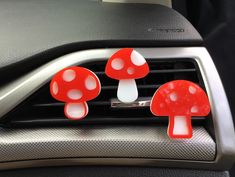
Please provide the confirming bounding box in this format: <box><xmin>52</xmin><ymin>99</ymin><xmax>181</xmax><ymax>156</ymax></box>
<box><xmin>102</xmin><ymin>0</ymin><xmax>172</xmax><ymax>8</ymax></box>
<box><xmin>111</xmin><ymin>97</ymin><xmax>151</xmax><ymax>108</ymax></box>
<box><xmin>0</xmin><ymin>47</ymin><xmax>235</xmax><ymax>170</ymax></box>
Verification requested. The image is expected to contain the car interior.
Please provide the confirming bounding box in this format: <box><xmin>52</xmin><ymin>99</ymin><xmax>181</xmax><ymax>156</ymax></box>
<box><xmin>0</xmin><ymin>0</ymin><xmax>235</xmax><ymax>176</ymax></box>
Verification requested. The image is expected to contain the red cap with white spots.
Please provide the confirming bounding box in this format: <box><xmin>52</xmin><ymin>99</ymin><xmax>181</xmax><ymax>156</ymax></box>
<box><xmin>50</xmin><ymin>66</ymin><xmax>101</xmax><ymax>120</ymax></box>
<box><xmin>105</xmin><ymin>48</ymin><xmax>149</xmax><ymax>103</ymax></box>
<box><xmin>105</xmin><ymin>48</ymin><xmax>149</xmax><ymax>80</ymax></box>
<box><xmin>150</xmin><ymin>80</ymin><xmax>210</xmax><ymax>139</ymax></box>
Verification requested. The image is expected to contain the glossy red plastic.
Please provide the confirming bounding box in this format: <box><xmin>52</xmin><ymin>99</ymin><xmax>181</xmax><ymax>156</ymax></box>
<box><xmin>50</xmin><ymin>66</ymin><xmax>101</xmax><ymax>120</ymax></box>
<box><xmin>105</xmin><ymin>48</ymin><xmax>149</xmax><ymax>80</ymax></box>
<box><xmin>50</xmin><ymin>66</ymin><xmax>101</xmax><ymax>103</ymax></box>
<box><xmin>150</xmin><ymin>80</ymin><xmax>210</xmax><ymax>139</ymax></box>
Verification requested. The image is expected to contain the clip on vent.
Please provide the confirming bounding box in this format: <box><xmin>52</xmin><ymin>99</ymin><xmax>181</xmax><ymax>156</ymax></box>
<box><xmin>3</xmin><ymin>59</ymin><xmax>207</xmax><ymax>127</ymax></box>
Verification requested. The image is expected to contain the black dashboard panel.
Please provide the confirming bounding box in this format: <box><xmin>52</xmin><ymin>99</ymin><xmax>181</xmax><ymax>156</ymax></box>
<box><xmin>0</xmin><ymin>166</ymin><xmax>229</xmax><ymax>177</ymax></box>
<box><xmin>0</xmin><ymin>0</ymin><xmax>201</xmax><ymax>71</ymax></box>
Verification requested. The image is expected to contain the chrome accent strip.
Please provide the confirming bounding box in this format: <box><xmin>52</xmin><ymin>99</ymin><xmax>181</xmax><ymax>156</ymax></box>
<box><xmin>0</xmin><ymin>47</ymin><xmax>234</xmax><ymax>170</ymax></box>
<box><xmin>111</xmin><ymin>97</ymin><xmax>151</xmax><ymax>108</ymax></box>
<box><xmin>102</xmin><ymin>0</ymin><xmax>172</xmax><ymax>8</ymax></box>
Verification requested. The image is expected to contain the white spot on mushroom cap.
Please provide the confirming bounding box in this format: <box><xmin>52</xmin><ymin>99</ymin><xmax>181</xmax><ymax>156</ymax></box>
<box><xmin>127</xmin><ymin>67</ymin><xmax>134</xmax><ymax>75</ymax></box>
<box><xmin>131</xmin><ymin>50</ymin><xmax>146</xmax><ymax>66</ymax></box>
<box><xmin>65</xmin><ymin>103</ymin><xmax>87</xmax><ymax>119</ymax></box>
<box><xmin>63</xmin><ymin>69</ymin><xmax>76</xmax><ymax>82</ymax></box>
<box><xmin>191</xmin><ymin>106</ymin><xmax>198</xmax><ymax>113</ymax></box>
<box><xmin>111</xmin><ymin>58</ymin><xmax>124</xmax><ymax>70</ymax></box>
<box><xmin>85</xmin><ymin>75</ymin><xmax>97</xmax><ymax>90</ymax></box>
<box><xmin>67</xmin><ymin>89</ymin><xmax>83</xmax><ymax>100</ymax></box>
<box><xmin>169</xmin><ymin>92</ymin><xmax>177</xmax><ymax>102</ymax></box>
<box><xmin>52</xmin><ymin>82</ymin><xmax>58</xmax><ymax>95</ymax></box>
<box><xmin>189</xmin><ymin>85</ymin><xmax>197</xmax><ymax>94</ymax></box>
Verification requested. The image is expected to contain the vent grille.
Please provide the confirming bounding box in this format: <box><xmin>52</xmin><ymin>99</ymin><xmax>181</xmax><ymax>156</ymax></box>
<box><xmin>4</xmin><ymin>59</ymin><xmax>207</xmax><ymax>127</ymax></box>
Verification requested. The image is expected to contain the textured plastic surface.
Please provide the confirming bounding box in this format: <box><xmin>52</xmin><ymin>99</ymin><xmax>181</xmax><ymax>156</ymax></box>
<box><xmin>150</xmin><ymin>80</ymin><xmax>210</xmax><ymax>139</ymax></box>
<box><xmin>0</xmin><ymin>126</ymin><xmax>215</xmax><ymax>162</ymax></box>
<box><xmin>0</xmin><ymin>0</ymin><xmax>202</xmax><ymax>71</ymax></box>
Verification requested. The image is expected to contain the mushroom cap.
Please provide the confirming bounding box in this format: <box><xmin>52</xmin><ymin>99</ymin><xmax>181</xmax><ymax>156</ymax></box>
<box><xmin>150</xmin><ymin>80</ymin><xmax>210</xmax><ymax>117</ymax></box>
<box><xmin>50</xmin><ymin>66</ymin><xmax>101</xmax><ymax>103</ymax></box>
<box><xmin>105</xmin><ymin>48</ymin><xmax>149</xmax><ymax>80</ymax></box>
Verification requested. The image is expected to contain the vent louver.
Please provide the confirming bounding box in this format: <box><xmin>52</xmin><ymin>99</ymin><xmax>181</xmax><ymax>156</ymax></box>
<box><xmin>4</xmin><ymin>59</ymin><xmax>207</xmax><ymax>127</ymax></box>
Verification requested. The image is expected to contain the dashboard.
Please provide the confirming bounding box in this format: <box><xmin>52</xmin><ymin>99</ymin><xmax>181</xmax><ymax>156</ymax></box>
<box><xmin>0</xmin><ymin>1</ymin><xmax>234</xmax><ymax>177</ymax></box>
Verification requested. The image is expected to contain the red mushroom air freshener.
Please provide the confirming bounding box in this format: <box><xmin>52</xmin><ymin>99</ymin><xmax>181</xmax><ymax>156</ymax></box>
<box><xmin>50</xmin><ymin>66</ymin><xmax>101</xmax><ymax>120</ymax></box>
<box><xmin>150</xmin><ymin>80</ymin><xmax>210</xmax><ymax>139</ymax></box>
<box><xmin>105</xmin><ymin>48</ymin><xmax>149</xmax><ymax>103</ymax></box>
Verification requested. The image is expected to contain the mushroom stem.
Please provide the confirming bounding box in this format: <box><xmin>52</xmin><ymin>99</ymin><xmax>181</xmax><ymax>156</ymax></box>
<box><xmin>64</xmin><ymin>102</ymin><xmax>89</xmax><ymax>120</ymax></box>
<box><xmin>168</xmin><ymin>115</ymin><xmax>192</xmax><ymax>139</ymax></box>
<box><xmin>117</xmin><ymin>79</ymin><xmax>138</xmax><ymax>103</ymax></box>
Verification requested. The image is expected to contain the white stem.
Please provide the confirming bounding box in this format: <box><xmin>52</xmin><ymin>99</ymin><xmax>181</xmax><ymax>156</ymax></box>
<box><xmin>168</xmin><ymin>115</ymin><xmax>192</xmax><ymax>139</ymax></box>
<box><xmin>172</xmin><ymin>116</ymin><xmax>189</xmax><ymax>135</ymax></box>
<box><xmin>117</xmin><ymin>79</ymin><xmax>138</xmax><ymax>103</ymax></box>
<box><xmin>64</xmin><ymin>102</ymin><xmax>88</xmax><ymax>120</ymax></box>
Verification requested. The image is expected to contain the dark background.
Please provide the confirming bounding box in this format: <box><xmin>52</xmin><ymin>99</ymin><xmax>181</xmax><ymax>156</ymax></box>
<box><xmin>173</xmin><ymin>0</ymin><xmax>235</xmax><ymax>175</ymax></box>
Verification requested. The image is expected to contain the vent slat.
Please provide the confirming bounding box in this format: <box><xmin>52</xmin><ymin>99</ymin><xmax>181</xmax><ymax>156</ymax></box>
<box><xmin>5</xmin><ymin>59</ymin><xmax>206</xmax><ymax>126</ymax></box>
<box><xmin>102</xmin><ymin>85</ymin><xmax>160</xmax><ymax>90</ymax></box>
<box><xmin>34</xmin><ymin>101</ymin><xmax>111</xmax><ymax>107</ymax></box>
<box><xmin>95</xmin><ymin>68</ymin><xmax>196</xmax><ymax>75</ymax></box>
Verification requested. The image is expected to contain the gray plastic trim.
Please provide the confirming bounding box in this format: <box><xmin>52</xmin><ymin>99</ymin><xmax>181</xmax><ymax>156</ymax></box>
<box><xmin>0</xmin><ymin>126</ymin><xmax>214</xmax><ymax>161</ymax></box>
<box><xmin>0</xmin><ymin>47</ymin><xmax>235</xmax><ymax>170</ymax></box>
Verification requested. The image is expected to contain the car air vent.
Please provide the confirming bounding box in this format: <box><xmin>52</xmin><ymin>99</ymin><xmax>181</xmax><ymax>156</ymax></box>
<box><xmin>3</xmin><ymin>59</ymin><xmax>208</xmax><ymax>127</ymax></box>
